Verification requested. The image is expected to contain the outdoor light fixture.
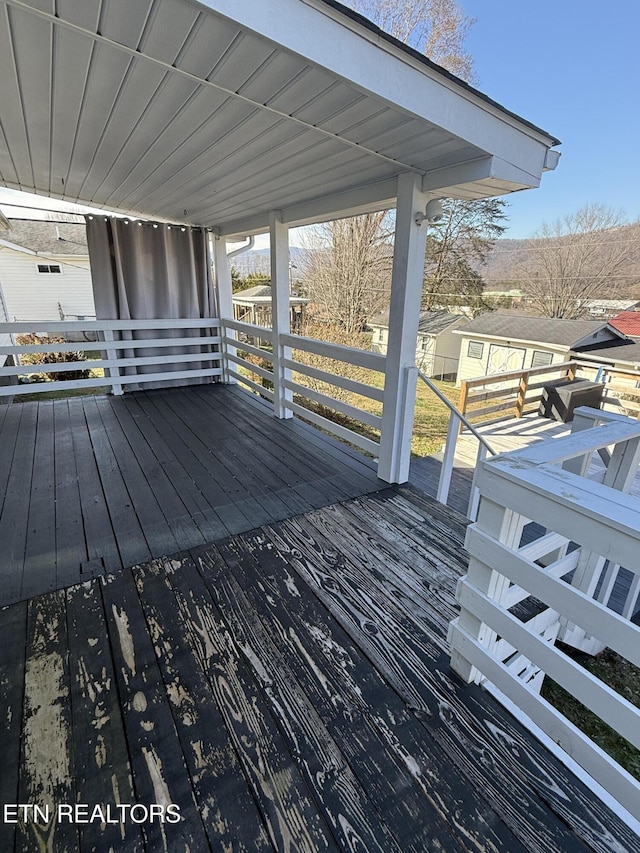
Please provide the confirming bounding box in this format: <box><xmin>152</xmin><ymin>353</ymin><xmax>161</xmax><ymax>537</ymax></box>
<box><xmin>415</xmin><ymin>199</ymin><xmax>444</xmax><ymax>226</ymax></box>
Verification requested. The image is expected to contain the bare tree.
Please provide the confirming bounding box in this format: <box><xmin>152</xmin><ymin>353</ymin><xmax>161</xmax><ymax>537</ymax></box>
<box><xmin>301</xmin><ymin>212</ymin><xmax>392</xmax><ymax>333</ymax></box>
<box><xmin>302</xmin><ymin>0</ymin><xmax>477</xmax><ymax>334</ymax></box>
<box><xmin>516</xmin><ymin>205</ymin><xmax>634</xmax><ymax>319</ymax></box>
<box><xmin>349</xmin><ymin>0</ymin><xmax>476</xmax><ymax>82</ymax></box>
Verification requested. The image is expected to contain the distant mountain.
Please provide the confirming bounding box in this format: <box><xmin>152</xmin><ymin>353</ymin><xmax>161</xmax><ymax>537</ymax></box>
<box><xmin>229</xmin><ymin>246</ymin><xmax>307</xmax><ymax>278</ymax></box>
<box><xmin>480</xmin><ymin>222</ymin><xmax>640</xmax><ymax>296</ymax></box>
<box><xmin>229</xmin><ymin>223</ymin><xmax>640</xmax><ymax>298</ymax></box>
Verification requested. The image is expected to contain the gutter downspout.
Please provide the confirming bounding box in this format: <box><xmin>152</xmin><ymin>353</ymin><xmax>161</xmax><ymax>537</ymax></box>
<box><xmin>226</xmin><ymin>235</ymin><xmax>255</xmax><ymax>259</ymax></box>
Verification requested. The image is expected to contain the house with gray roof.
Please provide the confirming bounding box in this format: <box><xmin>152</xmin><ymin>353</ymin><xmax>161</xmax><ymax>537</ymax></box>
<box><xmin>455</xmin><ymin>312</ymin><xmax>631</xmax><ymax>383</ymax></box>
<box><xmin>0</xmin><ymin>219</ymin><xmax>95</xmax><ymax>321</ymax></box>
<box><xmin>369</xmin><ymin>309</ymin><xmax>467</xmax><ymax>379</ymax></box>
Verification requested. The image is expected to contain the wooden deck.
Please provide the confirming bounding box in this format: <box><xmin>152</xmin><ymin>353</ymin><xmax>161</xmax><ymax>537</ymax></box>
<box><xmin>0</xmin><ymin>384</ymin><xmax>383</xmax><ymax>605</ymax></box>
<box><xmin>2</xmin><ymin>484</ymin><xmax>637</xmax><ymax>852</ymax></box>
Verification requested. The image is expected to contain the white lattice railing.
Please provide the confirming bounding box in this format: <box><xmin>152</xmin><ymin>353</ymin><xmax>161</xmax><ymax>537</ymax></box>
<box><xmin>448</xmin><ymin>406</ymin><xmax>640</xmax><ymax>821</ymax></box>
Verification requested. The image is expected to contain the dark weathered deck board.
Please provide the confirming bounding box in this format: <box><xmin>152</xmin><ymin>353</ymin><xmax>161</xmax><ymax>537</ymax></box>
<box><xmin>0</xmin><ymin>385</ymin><xmax>384</xmax><ymax>604</ymax></box>
<box><xmin>65</xmin><ymin>581</ymin><xmax>144</xmax><ymax>852</ymax></box>
<box><xmin>0</xmin><ymin>601</ymin><xmax>27</xmax><ymax>853</ymax></box>
<box><xmin>263</xmin><ymin>514</ymin><xmax>627</xmax><ymax>852</ymax></box>
<box><xmin>53</xmin><ymin>400</ymin><xmax>89</xmax><ymax>587</ymax></box>
<box><xmin>211</xmin><ymin>533</ymin><xmax>520</xmax><ymax>852</ymax></box>
<box><xmin>17</xmin><ymin>591</ymin><xmax>79</xmax><ymax>853</ymax></box>
<box><xmin>132</xmin><ymin>560</ymin><xmax>272</xmax><ymax>852</ymax></box>
<box><xmin>101</xmin><ymin>569</ymin><xmax>211</xmax><ymax>851</ymax></box>
<box><xmin>2</xmin><ymin>486</ymin><xmax>638</xmax><ymax>852</ymax></box>
<box><xmin>196</xmin><ymin>545</ymin><xmax>410</xmax><ymax>853</ymax></box>
<box><xmin>143</xmin><ymin>556</ymin><xmax>339</xmax><ymax>851</ymax></box>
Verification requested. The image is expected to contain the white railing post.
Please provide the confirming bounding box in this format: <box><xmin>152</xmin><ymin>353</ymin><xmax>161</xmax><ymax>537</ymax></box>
<box><xmin>436</xmin><ymin>409</ymin><xmax>460</xmax><ymax>506</ymax></box>
<box><xmin>467</xmin><ymin>442</ymin><xmax>488</xmax><ymax>521</ymax></box>
<box><xmin>378</xmin><ymin>172</ymin><xmax>429</xmax><ymax>483</ymax></box>
<box><xmin>102</xmin><ymin>329</ymin><xmax>123</xmax><ymax>395</ymax></box>
<box><xmin>270</xmin><ymin>211</ymin><xmax>293</xmax><ymax>419</ymax></box>
<box><xmin>213</xmin><ymin>233</ymin><xmax>237</xmax><ymax>384</ymax></box>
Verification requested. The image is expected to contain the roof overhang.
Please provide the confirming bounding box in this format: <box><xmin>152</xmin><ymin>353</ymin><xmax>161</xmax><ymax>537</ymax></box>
<box><xmin>0</xmin><ymin>0</ymin><xmax>560</xmax><ymax>236</ymax></box>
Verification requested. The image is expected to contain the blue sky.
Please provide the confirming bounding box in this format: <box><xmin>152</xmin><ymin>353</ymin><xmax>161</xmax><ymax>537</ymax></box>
<box><xmin>461</xmin><ymin>0</ymin><xmax>640</xmax><ymax>237</ymax></box>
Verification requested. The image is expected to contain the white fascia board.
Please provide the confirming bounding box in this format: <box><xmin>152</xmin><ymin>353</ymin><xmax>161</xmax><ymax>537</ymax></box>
<box><xmin>200</xmin><ymin>0</ymin><xmax>558</xmax><ymax>175</ymax></box>
<box><xmin>0</xmin><ymin>238</ymin><xmax>37</xmax><ymax>255</ymax></box>
<box><xmin>573</xmin><ymin>327</ymin><xmax>627</xmax><ymax>348</ymax></box>
<box><xmin>423</xmin><ymin>155</ymin><xmax>542</xmax><ymax>195</ymax></box>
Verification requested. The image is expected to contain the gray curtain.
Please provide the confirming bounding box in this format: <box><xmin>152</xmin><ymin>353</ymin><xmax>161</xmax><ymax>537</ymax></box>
<box><xmin>85</xmin><ymin>216</ymin><xmax>218</xmax><ymax>390</ymax></box>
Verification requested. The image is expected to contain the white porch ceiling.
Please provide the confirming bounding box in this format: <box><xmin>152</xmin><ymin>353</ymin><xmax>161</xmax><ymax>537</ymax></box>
<box><xmin>0</xmin><ymin>0</ymin><xmax>560</xmax><ymax>235</ymax></box>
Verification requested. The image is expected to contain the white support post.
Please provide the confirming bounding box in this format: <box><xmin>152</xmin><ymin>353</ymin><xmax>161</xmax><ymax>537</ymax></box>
<box><xmin>378</xmin><ymin>172</ymin><xmax>429</xmax><ymax>483</ymax></box>
<box><xmin>270</xmin><ymin>211</ymin><xmax>293</xmax><ymax>419</ymax></box>
<box><xmin>213</xmin><ymin>233</ymin><xmax>237</xmax><ymax>384</ymax></box>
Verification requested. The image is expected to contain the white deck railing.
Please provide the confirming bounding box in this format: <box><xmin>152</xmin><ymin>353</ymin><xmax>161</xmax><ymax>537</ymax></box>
<box><xmin>0</xmin><ymin>318</ymin><xmax>223</xmax><ymax>396</ymax></box>
<box><xmin>2</xmin><ymin>317</ymin><xmax>386</xmax><ymax>458</ymax></box>
<box><xmin>221</xmin><ymin>318</ymin><xmax>385</xmax><ymax>456</ymax></box>
<box><xmin>448</xmin><ymin>407</ymin><xmax>640</xmax><ymax>821</ymax></box>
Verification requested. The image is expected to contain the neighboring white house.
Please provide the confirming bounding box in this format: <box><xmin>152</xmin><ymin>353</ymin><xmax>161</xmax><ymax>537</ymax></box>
<box><xmin>455</xmin><ymin>313</ymin><xmax>631</xmax><ymax>383</ymax></box>
<box><xmin>0</xmin><ymin>220</ymin><xmax>95</xmax><ymax>321</ymax></box>
<box><xmin>583</xmin><ymin>298</ymin><xmax>640</xmax><ymax>319</ymax></box>
<box><xmin>369</xmin><ymin>309</ymin><xmax>467</xmax><ymax>379</ymax></box>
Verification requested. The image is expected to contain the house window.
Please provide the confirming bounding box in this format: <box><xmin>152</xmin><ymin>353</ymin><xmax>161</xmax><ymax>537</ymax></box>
<box><xmin>36</xmin><ymin>263</ymin><xmax>62</xmax><ymax>274</ymax></box>
<box><xmin>531</xmin><ymin>350</ymin><xmax>553</xmax><ymax>368</ymax></box>
<box><xmin>467</xmin><ymin>340</ymin><xmax>484</xmax><ymax>359</ymax></box>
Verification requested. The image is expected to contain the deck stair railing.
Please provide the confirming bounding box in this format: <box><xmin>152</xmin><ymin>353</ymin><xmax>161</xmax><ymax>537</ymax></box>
<box><xmin>416</xmin><ymin>368</ymin><xmax>496</xmax><ymax>519</ymax></box>
<box><xmin>459</xmin><ymin>359</ymin><xmax>640</xmax><ymax>426</ymax></box>
<box><xmin>448</xmin><ymin>406</ymin><xmax>640</xmax><ymax>821</ymax></box>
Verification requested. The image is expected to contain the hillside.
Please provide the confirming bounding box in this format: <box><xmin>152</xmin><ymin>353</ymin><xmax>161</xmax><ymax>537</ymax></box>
<box><xmin>481</xmin><ymin>222</ymin><xmax>640</xmax><ymax>296</ymax></box>
<box><xmin>229</xmin><ymin>222</ymin><xmax>640</xmax><ymax>299</ymax></box>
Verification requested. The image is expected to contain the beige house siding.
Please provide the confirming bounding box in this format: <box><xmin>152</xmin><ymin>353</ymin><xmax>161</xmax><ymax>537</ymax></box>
<box><xmin>456</xmin><ymin>334</ymin><xmax>569</xmax><ymax>385</ymax></box>
<box><xmin>371</xmin><ymin>319</ymin><xmax>464</xmax><ymax>379</ymax></box>
<box><xmin>0</xmin><ymin>249</ymin><xmax>94</xmax><ymax>321</ymax></box>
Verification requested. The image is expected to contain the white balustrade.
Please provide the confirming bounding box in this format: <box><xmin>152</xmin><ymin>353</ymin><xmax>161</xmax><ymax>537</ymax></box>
<box><xmin>448</xmin><ymin>407</ymin><xmax>640</xmax><ymax>820</ymax></box>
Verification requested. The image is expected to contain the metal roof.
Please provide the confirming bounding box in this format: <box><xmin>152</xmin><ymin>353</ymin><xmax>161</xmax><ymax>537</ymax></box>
<box><xmin>609</xmin><ymin>312</ymin><xmax>640</xmax><ymax>339</ymax></box>
<box><xmin>0</xmin><ymin>0</ymin><xmax>559</xmax><ymax>236</ymax></box>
